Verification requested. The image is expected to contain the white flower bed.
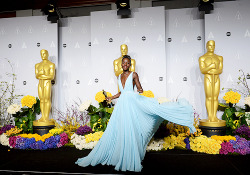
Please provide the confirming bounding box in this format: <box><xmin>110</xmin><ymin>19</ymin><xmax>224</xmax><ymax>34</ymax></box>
<box><xmin>146</xmin><ymin>138</ymin><xmax>164</xmax><ymax>151</ymax></box>
<box><xmin>70</xmin><ymin>133</ymin><xmax>98</xmax><ymax>150</ymax></box>
<box><xmin>0</xmin><ymin>134</ymin><xmax>10</xmax><ymax>146</ymax></box>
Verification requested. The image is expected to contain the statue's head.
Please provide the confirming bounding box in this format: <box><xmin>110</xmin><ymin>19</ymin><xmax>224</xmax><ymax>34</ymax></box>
<box><xmin>120</xmin><ymin>44</ymin><xmax>128</xmax><ymax>56</ymax></box>
<box><xmin>206</xmin><ymin>40</ymin><xmax>215</xmax><ymax>52</ymax></box>
<box><xmin>122</xmin><ymin>55</ymin><xmax>131</xmax><ymax>71</ymax></box>
<box><xmin>40</xmin><ymin>49</ymin><xmax>49</xmax><ymax>60</ymax></box>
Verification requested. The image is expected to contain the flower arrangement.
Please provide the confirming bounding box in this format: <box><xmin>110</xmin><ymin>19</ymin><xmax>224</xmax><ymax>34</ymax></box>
<box><xmin>5</xmin><ymin>126</ymin><xmax>23</xmax><ymax>136</ymax></box>
<box><xmin>219</xmin><ymin>141</ymin><xmax>235</xmax><ymax>155</ymax></box>
<box><xmin>229</xmin><ymin>135</ymin><xmax>250</xmax><ymax>155</ymax></box>
<box><xmin>54</xmin><ymin>117</ymin><xmax>80</xmax><ymax>139</ymax></box>
<box><xmin>211</xmin><ymin>135</ymin><xmax>236</xmax><ymax>142</ymax></box>
<box><xmin>220</xmin><ymin>70</ymin><xmax>250</xmax><ymax>134</ymax></box>
<box><xmin>146</xmin><ymin>138</ymin><xmax>165</xmax><ymax>151</ymax></box>
<box><xmin>75</xmin><ymin>125</ymin><xmax>92</xmax><ymax>136</ymax></box>
<box><xmin>0</xmin><ymin>124</ymin><xmax>15</xmax><ymax>135</ymax></box>
<box><xmin>219</xmin><ymin>91</ymin><xmax>248</xmax><ymax>135</ymax></box>
<box><xmin>7</xmin><ymin>131</ymin><xmax>68</xmax><ymax>150</ymax></box>
<box><xmin>189</xmin><ymin>135</ymin><xmax>222</xmax><ymax>154</ymax></box>
<box><xmin>19</xmin><ymin>133</ymin><xmax>53</xmax><ymax>142</ymax></box>
<box><xmin>49</xmin><ymin>128</ymin><xmax>64</xmax><ymax>136</ymax></box>
<box><xmin>85</xmin><ymin>131</ymin><xmax>103</xmax><ymax>143</ymax></box>
<box><xmin>71</xmin><ymin>132</ymin><xmax>103</xmax><ymax>150</ymax></box>
<box><xmin>82</xmin><ymin>91</ymin><xmax>114</xmax><ymax>132</ymax></box>
<box><xmin>223</xmin><ymin>91</ymin><xmax>241</xmax><ymax>104</ymax></box>
<box><xmin>21</xmin><ymin>95</ymin><xmax>37</xmax><ymax>108</ymax></box>
<box><xmin>79</xmin><ymin>100</ymin><xmax>92</xmax><ymax>112</ymax></box>
<box><xmin>140</xmin><ymin>90</ymin><xmax>154</xmax><ymax>98</ymax></box>
<box><xmin>0</xmin><ymin>134</ymin><xmax>10</xmax><ymax>146</ymax></box>
<box><xmin>95</xmin><ymin>91</ymin><xmax>112</xmax><ymax>103</ymax></box>
<box><xmin>233</xmin><ymin>125</ymin><xmax>250</xmax><ymax>140</ymax></box>
<box><xmin>163</xmin><ymin>134</ymin><xmax>186</xmax><ymax>150</ymax></box>
<box><xmin>7</xmin><ymin>104</ymin><xmax>21</xmax><ymax>115</ymax></box>
<box><xmin>12</xmin><ymin>95</ymin><xmax>41</xmax><ymax>134</ymax></box>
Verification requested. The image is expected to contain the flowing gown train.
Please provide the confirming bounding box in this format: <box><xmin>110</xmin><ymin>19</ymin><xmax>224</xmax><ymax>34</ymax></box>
<box><xmin>76</xmin><ymin>72</ymin><xmax>196</xmax><ymax>172</ymax></box>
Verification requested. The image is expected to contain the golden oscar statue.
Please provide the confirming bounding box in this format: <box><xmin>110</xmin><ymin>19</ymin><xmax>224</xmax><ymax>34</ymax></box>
<box><xmin>113</xmin><ymin>44</ymin><xmax>136</xmax><ymax>77</ymax></box>
<box><xmin>33</xmin><ymin>49</ymin><xmax>55</xmax><ymax>128</ymax></box>
<box><xmin>199</xmin><ymin>40</ymin><xmax>226</xmax><ymax>132</ymax></box>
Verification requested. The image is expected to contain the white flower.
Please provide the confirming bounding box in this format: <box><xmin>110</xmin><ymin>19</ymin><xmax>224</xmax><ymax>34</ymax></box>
<box><xmin>7</xmin><ymin>104</ymin><xmax>21</xmax><ymax>114</ymax></box>
<box><xmin>79</xmin><ymin>100</ymin><xmax>92</xmax><ymax>112</ymax></box>
<box><xmin>157</xmin><ymin>97</ymin><xmax>170</xmax><ymax>104</ymax></box>
<box><xmin>71</xmin><ymin>133</ymin><xmax>99</xmax><ymax>150</ymax></box>
<box><xmin>244</xmin><ymin>96</ymin><xmax>250</xmax><ymax>106</ymax></box>
<box><xmin>0</xmin><ymin>134</ymin><xmax>10</xmax><ymax>147</ymax></box>
<box><xmin>146</xmin><ymin>139</ymin><xmax>164</xmax><ymax>151</ymax></box>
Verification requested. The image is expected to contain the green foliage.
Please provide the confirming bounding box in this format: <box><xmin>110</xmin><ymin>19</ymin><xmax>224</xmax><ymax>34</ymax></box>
<box><xmin>219</xmin><ymin>102</ymin><xmax>248</xmax><ymax>135</ymax></box>
<box><xmin>87</xmin><ymin>102</ymin><xmax>114</xmax><ymax>132</ymax></box>
<box><xmin>13</xmin><ymin>97</ymin><xmax>41</xmax><ymax>133</ymax></box>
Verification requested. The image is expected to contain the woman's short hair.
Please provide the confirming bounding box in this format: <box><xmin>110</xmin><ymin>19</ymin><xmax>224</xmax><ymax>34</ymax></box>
<box><xmin>122</xmin><ymin>55</ymin><xmax>131</xmax><ymax>63</ymax></box>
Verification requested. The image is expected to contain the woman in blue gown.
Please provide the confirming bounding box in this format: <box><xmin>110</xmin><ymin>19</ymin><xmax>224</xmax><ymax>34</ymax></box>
<box><xmin>76</xmin><ymin>55</ymin><xmax>196</xmax><ymax>172</ymax></box>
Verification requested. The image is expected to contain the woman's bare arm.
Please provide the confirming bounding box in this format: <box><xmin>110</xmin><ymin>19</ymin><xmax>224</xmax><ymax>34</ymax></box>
<box><xmin>133</xmin><ymin>72</ymin><xmax>143</xmax><ymax>93</ymax></box>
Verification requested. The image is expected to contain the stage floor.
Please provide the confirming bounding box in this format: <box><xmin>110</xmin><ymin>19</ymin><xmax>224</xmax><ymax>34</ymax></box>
<box><xmin>0</xmin><ymin>145</ymin><xmax>249</xmax><ymax>175</ymax></box>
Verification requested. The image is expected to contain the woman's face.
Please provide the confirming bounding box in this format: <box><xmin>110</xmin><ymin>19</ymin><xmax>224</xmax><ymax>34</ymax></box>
<box><xmin>122</xmin><ymin>58</ymin><xmax>131</xmax><ymax>71</ymax></box>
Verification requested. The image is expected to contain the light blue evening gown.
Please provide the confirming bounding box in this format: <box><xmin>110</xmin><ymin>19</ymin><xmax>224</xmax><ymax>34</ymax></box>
<box><xmin>76</xmin><ymin>72</ymin><xmax>196</xmax><ymax>172</ymax></box>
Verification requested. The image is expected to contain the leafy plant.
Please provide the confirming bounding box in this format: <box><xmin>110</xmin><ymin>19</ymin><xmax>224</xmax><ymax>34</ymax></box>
<box><xmin>219</xmin><ymin>101</ymin><xmax>248</xmax><ymax>135</ymax></box>
<box><xmin>88</xmin><ymin>102</ymin><xmax>114</xmax><ymax>132</ymax></box>
<box><xmin>13</xmin><ymin>97</ymin><xmax>41</xmax><ymax>133</ymax></box>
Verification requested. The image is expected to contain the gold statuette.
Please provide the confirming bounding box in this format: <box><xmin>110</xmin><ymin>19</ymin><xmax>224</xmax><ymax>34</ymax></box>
<box><xmin>113</xmin><ymin>44</ymin><xmax>136</xmax><ymax>92</ymax></box>
<box><xmin>199</xmin><ymin>40</ymin><xmax>226</xmax><ymax>127</ymax></box>
<box><xmin>113</xmin><ymin>44</ymin><xmax>136</xmax><ymax>77</ymax></box>
<box><xmin>33</xmin><ymin>49</ymin><xmax>55</xmax><ymax>126</ymax></box>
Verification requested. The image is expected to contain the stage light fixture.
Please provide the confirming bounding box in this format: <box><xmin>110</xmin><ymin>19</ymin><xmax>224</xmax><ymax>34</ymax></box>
<box><xmin>116</xmin><ymin>0</ymin><xmax>131</xmax><ymax>16</ymax></box>
<box><xmin>41</xmin><ymin>0</ymin><xmax>62</xmax><ymax>23</ymax></box>
<box><xmin>198</xmin><ymin>0</ymin><xmax>214</xmax><ymax>14</ymax></box>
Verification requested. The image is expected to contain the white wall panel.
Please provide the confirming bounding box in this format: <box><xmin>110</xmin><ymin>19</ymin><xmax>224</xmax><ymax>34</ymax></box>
<box><xmin>90</xmin><ymin>7</ymin><xmax>166</xmax><ymax>106</ymax></box>
<box><xmin>165</xmin><ymin>8</ymin><xmax>205</xmax><ymax>118</ymax></box>
<box><xmin>205</xmin><ymin>0</ymin><xmax>250</xmax><ymax>118</ymax></box>
<box><xmin>0</xmin><ymin>16</ymin><xmax>58</xmax><ymax>120</ymax></box>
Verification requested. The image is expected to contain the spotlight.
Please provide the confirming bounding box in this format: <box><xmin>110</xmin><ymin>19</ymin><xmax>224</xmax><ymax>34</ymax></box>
<box><xmin>41</xmin><ymin>0</ymin><xmax>62</xmax><ymax>23</ymax></box>
<box><xmin>198</xmin><ymin>0</ymin><xmax>214</xmax><ymax>14</ymax></box>
<box><xmin>116</xmin><ymin>0</ymin><xmax>131</xmax><ymax>16</ymax></box>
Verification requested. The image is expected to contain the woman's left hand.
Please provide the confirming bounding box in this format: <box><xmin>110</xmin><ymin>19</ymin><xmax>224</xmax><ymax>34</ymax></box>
<box><xmin>137</xmin><ymin>89</ymin><xmax>143</xmax><ymax>93</ymax></box>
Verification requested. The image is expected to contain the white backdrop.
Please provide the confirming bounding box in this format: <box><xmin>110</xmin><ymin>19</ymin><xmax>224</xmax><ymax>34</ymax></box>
<box><xmin>0</xmin><ymin>16</ymin><xmax>58</xmax><ymax>119</ymax></box>
<box><xmin>165</xmin><ymin>8</ymin><xmax>205</xmax><ymax>117</ymax></box>
<box><xmin>90</xmin><ymin>6</ymin><xmax>166</xmax><ymax>106</ymax></box>
<box><xmin>205</xmin><ymin>0</ymin><xmax>250</xmax><ymax>108</ymax></box>
<box><xmin>58</xmin><ymin>16</ymin><xmax>91</xmax><ymax>112</ymax></box>
<box><xmin>1</xmin><ymin>1</ymin><xmax>250</xmax><ymax>121</ymax></box>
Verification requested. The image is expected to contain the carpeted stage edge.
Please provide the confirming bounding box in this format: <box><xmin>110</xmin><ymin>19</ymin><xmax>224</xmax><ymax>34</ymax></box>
<box><xmin>0</xmin><ymin>145</ymin><xmax>249</xmax><ymax>175</ymax></box>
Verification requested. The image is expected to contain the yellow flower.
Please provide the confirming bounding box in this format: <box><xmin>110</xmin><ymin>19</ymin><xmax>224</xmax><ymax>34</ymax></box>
<box><xmin>85</xmin><ymin>131</ymin><xmax>104</xmax><ymax>143</ymax></box>
<box><xmin>19</xmin><ymin>133</ymin><xmax>53</xmax><ymax>142</ymax></box>
<box><xmin>189</xmin><ymin>135</ymin><xmax>221</xmax><ymax>154</ymax></box>
<box><xmin>5</xmin><ymin>127</ymin><xmax>23</xmax><ymax>136</ymax></box>
<box><xmin>21</xmin><ymin>95</ymin><xmax>37</xmax><ymax>108</ymax></box>
<box><xmin>49</xmin><ymin>128</ymin><xmax>64</xmax><ymax>135</ymax></box>
<box><xmin>95</xmin><ymin>91</ymin><xmax>112</xmax><ymax>103</ymax></box>
<box><xmin>140</xmin><ymin>90</ymin><xmax>154</xmax><ymax>98</ymax></box>
<box><xmin>223</xmin><ymin>91</ymin><xmax>241</xmax><ymax>104</ymax></box>
<box><xmin>163</xmin><ymin>134</ymin><xmax>186</xmax><ymax>150</ymax></box>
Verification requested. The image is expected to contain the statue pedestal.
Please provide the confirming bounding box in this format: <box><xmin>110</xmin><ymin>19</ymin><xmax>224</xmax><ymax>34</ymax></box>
<box><xmin>33</xmin><ymin>120</ymin><xmax>55</xmax><ymax>136</ymax></box>
<box><xmin>199</xmin><ymin>119</ymin><xmax>226</xmax><ymax>137</ymax></box>
<box><xmin>33</xmin><ymin>125</ymin><xmax>55</xmax><ymax>136</ymax></box>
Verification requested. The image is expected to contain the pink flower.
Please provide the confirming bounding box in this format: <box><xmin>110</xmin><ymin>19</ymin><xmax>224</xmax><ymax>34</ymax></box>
<box><xmin>219</xmin><ymin>142</ymin><xmax>235</xmax><ymax>155</ymax></box>
<box><xmin>59</xmin><ymin>133</ymin><xmax>69</xmax><ymax>145</ymax></box>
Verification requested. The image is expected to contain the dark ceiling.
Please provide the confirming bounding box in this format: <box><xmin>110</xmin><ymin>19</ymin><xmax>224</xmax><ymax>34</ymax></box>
<box><xmin>0</xmin><ymin>0</ymin><xmax>235</xmax><ymax>13</ymax></box>
<box><xmin>0</xmin><ymin>0</ymin><xmax>116</xmax><ymax>13</ymax></box>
